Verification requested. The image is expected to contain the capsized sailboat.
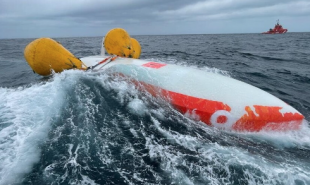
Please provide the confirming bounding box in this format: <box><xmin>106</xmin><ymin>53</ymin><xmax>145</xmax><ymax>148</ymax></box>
<box><xmin>23</xmin><ymin>28</ymin><xmax>304</xmax><ymax>132</ymax></box>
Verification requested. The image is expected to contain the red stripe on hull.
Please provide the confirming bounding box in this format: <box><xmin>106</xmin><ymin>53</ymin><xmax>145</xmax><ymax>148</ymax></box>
<box><xmin>116</xmin><ymin>73</ymin><xmax>304</xmax><ymax>132</ymax></box>
<box><xmin>233</xmin><ymin>106</ymin><xmax>304</xmax><ymax>131</ymax></box>
<box><xmin>165</xmin><ymin>90</ymin><xmax>231</xmax><ymax>125</ymax></box>
<box><xmin>142</xmin><ymin>62</ymin><xmax>167</xmax><ymax>69</ymax></box>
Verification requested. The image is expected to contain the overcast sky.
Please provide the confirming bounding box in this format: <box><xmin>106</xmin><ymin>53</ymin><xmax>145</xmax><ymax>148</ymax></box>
<box><xmin>0</xmin><ymin>0</ymin><xmax>309</xmax><ymax>39</ymax></box>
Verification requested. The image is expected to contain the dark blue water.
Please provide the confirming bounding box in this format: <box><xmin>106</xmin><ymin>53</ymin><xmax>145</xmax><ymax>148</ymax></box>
<box><xmin>0</xmin><ymin>33</ymin><xmax>310</xmax><ymax>185</ymax></box>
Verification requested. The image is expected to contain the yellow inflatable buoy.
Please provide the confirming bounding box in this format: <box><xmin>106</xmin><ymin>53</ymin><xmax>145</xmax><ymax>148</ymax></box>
<box><xmin>104</xmin><ymin>28</ymin><xmax>133</xmax><ymax>58</ymax></box>
<box><xmin>131</xmin><ymin>38</ymin><xmax>141</xmax><ymax>59</ymax></box>
<box><xmin>24</xmin><ymin>38</ymin><xmax>86</xmax><ymax>76</ymax></box>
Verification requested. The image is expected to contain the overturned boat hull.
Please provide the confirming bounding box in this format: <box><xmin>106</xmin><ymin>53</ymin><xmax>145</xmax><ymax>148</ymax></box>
<box><xmin>80</xmin><ymin>56</ymin><xmax>304</xmax><ymax>132</ymax></box>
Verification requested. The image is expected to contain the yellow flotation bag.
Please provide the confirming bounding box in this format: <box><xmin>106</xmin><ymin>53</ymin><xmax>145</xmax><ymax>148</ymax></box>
<box><xmin>24</xmin><ymin>38</ymin><xmax>86</xmax><ymax>76</ymax></box>
<box><xmin>131</xmin><ymin>38</ymin><xmax>141</xmax><ymax>59</ymax></box>
<box><xmin>104</xmin><ymin>28</ymin><xmax>133</xmax><ymax>58</ymax></box>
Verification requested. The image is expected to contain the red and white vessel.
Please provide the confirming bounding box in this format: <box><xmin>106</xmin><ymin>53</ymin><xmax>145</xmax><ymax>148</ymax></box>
<box><xmin>262</xmin><ymin>20</ymin><xmax>288</xmax><ymax>34</ymax></box>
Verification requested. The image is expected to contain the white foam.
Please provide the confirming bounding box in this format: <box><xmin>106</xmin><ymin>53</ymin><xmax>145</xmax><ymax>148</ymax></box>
<box><xmin>80</xmin><ymin>175</ymin><xmax>98</xmax><ymax>185</ymax></box>
<box><xmin>234</xmin><ymin>120</ymin><xmax>310</xmax><ymax>148</ymax></box>
<box><xmin>0</xmin><ymin>70</ymin><xmax>84</xmax><ymax>185</ymax></box>
<box><xmin>2</xmin><ymin>67</ymin><xmax>307</xmax><ymax>184</ymax></box>
<box><xmin>127</xmin><ymin>98</ymin><xmax>148</xmax><ymax>116</ymax></box>
<box><xmin>143</xmin><ymin>115</ymin><xmax>310</xmax><ymax>184</ymax></box>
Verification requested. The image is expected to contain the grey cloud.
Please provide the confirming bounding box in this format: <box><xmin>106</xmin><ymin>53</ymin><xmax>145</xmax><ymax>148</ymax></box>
<box><xmin>0</xmin><ymin>0</ymin><xmax>309</xmax><ymax>38</ymax></box>
<box><xmin>157</xmin><ymin>0</ymin><xmax>310</xmax><ymax>21</ymax></box>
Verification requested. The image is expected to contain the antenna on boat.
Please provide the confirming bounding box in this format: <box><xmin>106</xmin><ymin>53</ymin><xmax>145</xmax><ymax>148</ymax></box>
<box><xmin>101</xmin><ymin>36</ymin><xmax>106</xmax><ymax>56</ymax></box>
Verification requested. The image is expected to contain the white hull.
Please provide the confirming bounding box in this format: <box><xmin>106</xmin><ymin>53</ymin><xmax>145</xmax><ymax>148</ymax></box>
<box><xmin>80</xmin><ymin>56</ymin><xmax>304</xmax><ymax>132</ymax></box>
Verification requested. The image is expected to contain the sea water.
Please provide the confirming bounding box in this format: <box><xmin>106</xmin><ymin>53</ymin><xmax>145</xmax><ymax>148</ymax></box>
<box><xmin>0</xmin><ymin>33</ymin><xmax>310</xmax><ymax>185</ymax></box>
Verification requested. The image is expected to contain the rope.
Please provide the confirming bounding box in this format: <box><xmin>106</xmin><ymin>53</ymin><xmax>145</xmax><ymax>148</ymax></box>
<box><xmin>86</xmin><ymin>55</ymin><xmax>118</xmax><ymax>71</ymax></box>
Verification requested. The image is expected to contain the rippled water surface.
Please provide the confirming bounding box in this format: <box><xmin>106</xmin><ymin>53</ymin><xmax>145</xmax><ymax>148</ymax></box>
<box><xmin>0</xmin><ymin>33</ymin><xmax>310</xmax><ymax>185</ymax></box>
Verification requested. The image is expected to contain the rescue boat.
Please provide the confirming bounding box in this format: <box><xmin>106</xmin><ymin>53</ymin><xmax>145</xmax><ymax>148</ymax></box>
<box><xmin>23</xmin><ymin>28</ymin><xmax>304</xmax><ymax>132</ymax></box>
<box><xmin>262</xmin><ymin>20</ymin><xmax>288</xmax><ymax>34</ymax></box>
